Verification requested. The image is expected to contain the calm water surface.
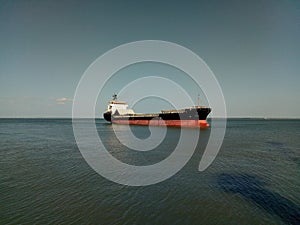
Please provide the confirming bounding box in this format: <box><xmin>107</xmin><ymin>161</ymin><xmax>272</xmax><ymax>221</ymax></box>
<box><xmin>1</xmin><ymin>119</ymin><xmax>299</xmax><ymax>224</ymax></box>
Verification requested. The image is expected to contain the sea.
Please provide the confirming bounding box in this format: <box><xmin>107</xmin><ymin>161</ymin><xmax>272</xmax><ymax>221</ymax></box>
<box><xmin>1</xmin><ymin>118</ymin><xmax>299</xmax><ymax>225</ymax></box>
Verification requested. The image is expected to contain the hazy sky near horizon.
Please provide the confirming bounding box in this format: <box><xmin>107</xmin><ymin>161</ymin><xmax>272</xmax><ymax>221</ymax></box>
<box><xmin>0</xmin><ymin>0</ymin><xmax>299</xmax><ymax>118</ymax></box>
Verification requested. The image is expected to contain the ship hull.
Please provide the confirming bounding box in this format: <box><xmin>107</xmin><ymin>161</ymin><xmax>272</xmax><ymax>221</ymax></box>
<box><xmin>104</xmin><ymin>107</ymin><xmax>211</xmax><ymax>128</ymax></box>
<box><xmin>112</xmin><ymin>119</ymin><xmax>209</xmax><ymax>128</ymax></box>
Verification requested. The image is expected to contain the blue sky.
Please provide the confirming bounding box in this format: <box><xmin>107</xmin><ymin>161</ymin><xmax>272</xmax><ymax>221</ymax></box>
<box><xmin>0</xmin><ymin>0</ymin><xmax>299</xmax><ymax>118</ymax></box>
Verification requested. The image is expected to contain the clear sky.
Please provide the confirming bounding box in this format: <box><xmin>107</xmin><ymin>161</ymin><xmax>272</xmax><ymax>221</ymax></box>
<box><xmin>0</xmin><ymin>0</ymin><xmax>299</xmax><ymax>118</ymax></box>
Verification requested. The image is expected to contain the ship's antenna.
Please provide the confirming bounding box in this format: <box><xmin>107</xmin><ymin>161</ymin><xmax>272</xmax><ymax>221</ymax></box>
<box><xmin>112</xmin><ymin>94</ymin><xmax>117</xmax><ymax>101</ymax></box>
<box><xmin>197</xmin><ymin>94</ymin><xmax>200</xmax><ymax>106</ymax></box>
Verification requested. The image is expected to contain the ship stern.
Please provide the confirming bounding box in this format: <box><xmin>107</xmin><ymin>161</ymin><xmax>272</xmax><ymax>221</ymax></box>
<box><xmin>103</xmin><ymin>111</ymin><xmax>112</xmax><ymax>122</ymax></box>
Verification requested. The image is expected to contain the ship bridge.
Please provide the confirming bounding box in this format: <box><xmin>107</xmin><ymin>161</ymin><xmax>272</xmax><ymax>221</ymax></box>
<box><xmin>106</xmin><ymin>95</ymin><xmax>135</xmax><ymax>115</ymax></box>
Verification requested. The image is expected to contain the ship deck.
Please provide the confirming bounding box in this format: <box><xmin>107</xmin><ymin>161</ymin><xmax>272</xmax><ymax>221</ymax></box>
<box><xmin>113</xmin><ymin>113</ymin><xmax>160</xmax><ymax>118</ymax></box>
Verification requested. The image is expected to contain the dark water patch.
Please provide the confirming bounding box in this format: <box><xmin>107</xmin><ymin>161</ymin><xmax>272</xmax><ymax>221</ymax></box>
<box><xmin>266</xmin><ymin>141</ymin><xmax>285</xmax><ymax>148</ymax></box>
<box><xmin>217</xmin><ymin>173</ymin><xmax>300</xmax><ymax>225</ymax></box>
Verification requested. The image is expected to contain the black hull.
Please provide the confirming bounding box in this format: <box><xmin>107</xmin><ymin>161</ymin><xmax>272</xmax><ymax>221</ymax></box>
<box><xmin>103</xmin><ymin>111</ymin><xmax>111</xmax><ymax>122</ymax></box>
<box><xmin>103</xmin><ymin>107</ymin><xmax>211</xmax><ymax>121</ymax></box>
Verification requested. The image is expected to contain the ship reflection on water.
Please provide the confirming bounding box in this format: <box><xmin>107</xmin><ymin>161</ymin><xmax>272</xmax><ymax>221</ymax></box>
<box><xmin>100</xmin><ymin>124</ymin><xmax>209</xmax><ymax>167</ymax></box>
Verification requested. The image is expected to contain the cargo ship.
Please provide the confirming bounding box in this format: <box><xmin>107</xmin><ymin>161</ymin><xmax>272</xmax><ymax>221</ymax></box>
<box><xmin>103</xmin><ymin>94</ymin><xmax>211</xmax><ymax>128</ymax></box>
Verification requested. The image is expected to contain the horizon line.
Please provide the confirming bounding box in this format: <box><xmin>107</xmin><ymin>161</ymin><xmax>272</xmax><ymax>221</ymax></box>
<box><xmin>0</xmin><ymin>117</ymin><xmax>299</xmax><ymax>119</ymax></box>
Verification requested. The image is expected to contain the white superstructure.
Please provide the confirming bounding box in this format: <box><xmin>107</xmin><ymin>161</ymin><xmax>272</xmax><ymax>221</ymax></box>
<box><xmin>106</xmin><ymin>101</ymin><xmax>134</xmax><ymax>115</ymax></box>
<box><xmin>105</xmin><ymin>94</ymin><xmax>135</xmax><ymax>115</ymax></box>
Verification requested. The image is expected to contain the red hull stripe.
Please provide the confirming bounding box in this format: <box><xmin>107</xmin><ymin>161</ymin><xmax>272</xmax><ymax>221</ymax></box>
<box><xmin>112</xmin><ymin>119</ymin><xmax>209</xmax><ymax>128</ymax></box>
